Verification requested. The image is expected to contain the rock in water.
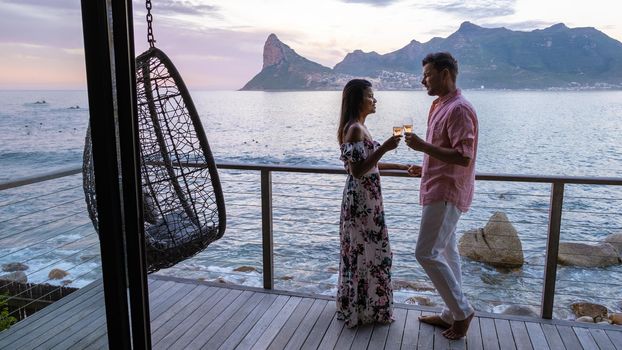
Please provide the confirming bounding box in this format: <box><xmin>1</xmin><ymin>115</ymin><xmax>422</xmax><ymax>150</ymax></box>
<box><xmin>458</xmin><ymin>212</ymin><xmax>524</xmax><ymax>268</ymax></box>
<box><xmin>0</xmin><ymin>271</ymin><xmax>27</xmax><ymax>283</ymax></box>
<box><xmin>576</xmin><ymin>316</ymin><xmax>595</xmax><ymax>323</ymax></box>
<box><xmin>2</xmin><ymin>262</ymin><xmax>29</xmax><ymax>272</ymax></box>
<box><xmin>493</xmin><ymin>304</ymin><xmax>540</xmax><ymax>317</ymax></box>
<box><xmin>405</xmin><ymin>296</ymin><xmax>436</xmax><ymax>306</ymax></box>
<box><xmin>609</xmin><ymin>313</ymin><xmax>622</xmax><ymax>325</ymax></box>
<box><xmin>604</xmin><ymin>233</ymin><xmax>622</xmax><ymax>255</ymax></box>
<box><xmin>48</xmin><ymin>268</ymin><xmax>69</xmax><ymax>280</ymax></box>
<box><xmin>558</xmin><ymin>242</ymin><xmax>620</xmax><ymax>267</ymax></box>
<box><xmin>233</xmin><ymin>266</ymin><xmax>257</xmax><ymax>273</ymax></box>
<box><xmin>571</xmin><ymin>302</ymin><xmax>608</xmax><ymax>319</ymax></box>
<box><xmin>392</xmin><ymin>279</ymin><xmax>436</xmax><ymax>291</ymax></box>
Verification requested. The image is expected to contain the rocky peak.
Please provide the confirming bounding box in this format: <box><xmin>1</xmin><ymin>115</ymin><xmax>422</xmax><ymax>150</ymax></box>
<box><xmin>346</xmin><ymin>49</ymin><xmax>380</xmax><ymax>58</ymax></box>
<box><xmin>263</xmin><ymin>33</ymin><xmax>286</xmax><ymax>69</ymax></box>
<box><xmin>457</xmin><ymin>21</ymin><xmax>483</xmax><ymax>33</ymax></box>
<box><xmin>546</xmin><ymin>23</ymin><xmax>569</xmax><ymax>31</ymax></box>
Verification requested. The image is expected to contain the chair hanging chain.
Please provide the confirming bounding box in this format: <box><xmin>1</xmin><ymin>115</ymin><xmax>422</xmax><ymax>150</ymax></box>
<box><xmin>146</xmin><ymin>0</ymin><xmax>156</xmax><ymax>48</ymax></box>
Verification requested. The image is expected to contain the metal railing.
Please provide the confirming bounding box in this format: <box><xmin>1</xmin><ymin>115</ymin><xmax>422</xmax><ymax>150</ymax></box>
<box><xmin>1</xmin><ymin>163</ymin><xmax>621</xmax><ymax>320</ymax></box>
<box><xmin>0</xmin><ymin>171</ymin><xmax>98</xmax><ymax>323</ymax></box>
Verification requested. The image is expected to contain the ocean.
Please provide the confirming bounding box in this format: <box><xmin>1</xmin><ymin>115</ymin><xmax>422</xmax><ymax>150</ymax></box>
<box><xmin>1</xmin><ymin>89</ymin><xmax>621</xmax><ymax>319</ymax></box>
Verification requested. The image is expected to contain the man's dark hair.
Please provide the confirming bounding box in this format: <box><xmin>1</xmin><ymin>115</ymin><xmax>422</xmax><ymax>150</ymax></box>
<box><xmin>422</xmin><ymin>52</ymin><xmax>458</xmax><ymax>81</ymax></box>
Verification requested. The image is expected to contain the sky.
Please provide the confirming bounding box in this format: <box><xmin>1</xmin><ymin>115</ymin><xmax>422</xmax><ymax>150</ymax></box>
<box><xmin>1</xmin><ymin>0</ymin><xmax>621</xmax><ymax>90</ymax></box>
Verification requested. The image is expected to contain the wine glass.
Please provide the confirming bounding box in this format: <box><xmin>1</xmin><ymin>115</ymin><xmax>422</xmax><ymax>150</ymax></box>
<box><xmin>403</xmin><ymin>117</ymin><xmax>414</xmax><ymax>134</ymax></box>
<box><xmin>392</xmin><ymin>125</ymin><xmax>404</xmax><ymax>137</ymax></box>
<box><xmin>392</xmin><ymin>125</ymin><xmax>403</xmax><ymax>153</ymax></box>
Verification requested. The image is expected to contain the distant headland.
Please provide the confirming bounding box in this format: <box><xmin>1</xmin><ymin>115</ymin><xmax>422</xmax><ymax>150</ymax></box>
<box><xmin>241</xmin><ymin>22</ymin><xmax>622</xmax><ymax>91</ymax></box>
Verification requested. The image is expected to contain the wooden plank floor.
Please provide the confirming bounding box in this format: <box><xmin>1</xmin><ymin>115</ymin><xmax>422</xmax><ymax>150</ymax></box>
<box><xmin>1</xmin><ymin>276</ymin><xmax>621</xmax><ymax>349</ymax></box>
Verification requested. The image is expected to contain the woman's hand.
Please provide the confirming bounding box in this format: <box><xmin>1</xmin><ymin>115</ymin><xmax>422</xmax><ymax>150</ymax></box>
<box><xmin>407</xmin><ymin>164</ymin><xmax>422</xmax><ymax>177</ymax></box>
<box><xmin>381</xmin><ymin>135</ymin><xmax>401</xmax><ymax>152</ymax></box>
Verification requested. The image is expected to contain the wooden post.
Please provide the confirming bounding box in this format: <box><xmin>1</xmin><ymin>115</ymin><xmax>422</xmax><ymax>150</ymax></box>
<box><xmin>261</xmin><ymin>170</ymin><xmax>274</xmax><ymax>289</ymax></box>
<box><xmin>541</xmin><ymin>181</ymin><xmax>564</xmax><ymax>319</ymax></box>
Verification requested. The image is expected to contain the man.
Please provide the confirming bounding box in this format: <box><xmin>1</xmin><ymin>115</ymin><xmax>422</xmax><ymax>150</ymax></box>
<box><xmin>404</xmin><ymin>52</ymin><xmax>478</xmax><ymax>340</ymax></box>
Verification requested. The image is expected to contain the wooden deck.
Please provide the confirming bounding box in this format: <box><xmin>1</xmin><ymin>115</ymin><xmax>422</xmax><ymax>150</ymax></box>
<box><xmin>1</xmin><ymin>276</ymin><xmax>621</xmax><ymax>349</ymax></box>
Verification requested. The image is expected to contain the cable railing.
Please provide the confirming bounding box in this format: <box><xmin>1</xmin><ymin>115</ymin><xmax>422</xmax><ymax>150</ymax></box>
<box><xmin>0</xmin><ymin>163</ymin><xmax>621</xmax><ymax>325</ymax></box>
<box><xmin>192</xmin><ymin>166</ymin><xmax>622</xmax><ymax>321</ymax></box>
<box><xmin>0</xmin><ymin>172</ymin><xmax>99</xmax><ymax>322</ymax></box>
<box><xmin>215</xmin><ymin>162</ymin><xmax>622</xmax><ymax>321</ymax></box>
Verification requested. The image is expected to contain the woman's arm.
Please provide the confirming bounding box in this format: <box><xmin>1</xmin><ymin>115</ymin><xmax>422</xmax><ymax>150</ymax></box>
<box><xmin>379</xmin><ymin>162</ymin><xmax>422</xmax><ymax>177</ymax></box>
<box><xmin>345</xmin><ymin>124</ymin><xmax>400</xmax><ymax>178</ymax></box>
<box><xmin>378</xmin><ymin>162</ymin><xmax>409</xmax><ymax>170</ymax></box>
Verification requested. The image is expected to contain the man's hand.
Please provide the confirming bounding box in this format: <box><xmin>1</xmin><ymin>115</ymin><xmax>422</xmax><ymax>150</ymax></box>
<box><xmin>404</xmin><ymin>132</ymin><xmax>427</xmax><ymax>152</ymax></box>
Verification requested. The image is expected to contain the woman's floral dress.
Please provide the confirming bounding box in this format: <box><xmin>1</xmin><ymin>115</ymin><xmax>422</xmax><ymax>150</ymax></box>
<box><xmin>337</xmin><ymin>139</ymin><xmax>393</xmax><ymax>328</ymax></box>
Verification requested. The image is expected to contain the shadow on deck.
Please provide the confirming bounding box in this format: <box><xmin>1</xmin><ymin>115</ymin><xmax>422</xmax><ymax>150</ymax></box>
<box><xmin>1</xmin><ymin>275</ymin><xmax>621</xmax><ymax>349</ymax></box>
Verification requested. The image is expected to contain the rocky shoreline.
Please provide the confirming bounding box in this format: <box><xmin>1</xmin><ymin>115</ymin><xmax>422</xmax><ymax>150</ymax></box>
<box><xmin>3</xmin><ymin>215</ymin><xmax>621</xmax><ymax>325</ymax></box>
<box><xmin>1</xmin><ymin>264</ymin><xmax>77</xmax><ymax>322</ymax></box>
<box><xmin>453</xmin><ymin>211</ymin><xmax>622</xmax><ymax>324</ymax></box>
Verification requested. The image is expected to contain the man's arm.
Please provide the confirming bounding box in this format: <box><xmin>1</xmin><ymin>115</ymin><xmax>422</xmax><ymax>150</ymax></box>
<box><xmin>404</xmin><ymin>133</ymin><xmax>472</xmax><ymax>167</ymax></box>
<box><xmin>405</xmin><ymin>105</ymin><xmax>476</xmax><ymax>167</ymax></box>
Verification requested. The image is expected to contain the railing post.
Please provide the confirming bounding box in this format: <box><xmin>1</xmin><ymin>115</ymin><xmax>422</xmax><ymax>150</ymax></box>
<box><xmin>541</xmin><ymin>181</ymin><xmax>564</xmax><ymax>319</ymax></box>
<box><xmin>261</xmin><ymin>170</ymin><xmax>274</xmax><ymax>289</ymax></box>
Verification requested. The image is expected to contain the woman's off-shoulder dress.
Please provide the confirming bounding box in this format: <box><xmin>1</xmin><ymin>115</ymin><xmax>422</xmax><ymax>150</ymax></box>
<box><xmin>337</xmin><ymin>139</ymin><xmax>393</xmax><ymax>328</ymax></box>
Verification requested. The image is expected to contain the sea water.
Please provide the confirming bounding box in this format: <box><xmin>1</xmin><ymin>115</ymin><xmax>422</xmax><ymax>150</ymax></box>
<box><xmin>1</xmin><ymin>89</ymin><xmax>621</xmax><ymax>318</ymax></box>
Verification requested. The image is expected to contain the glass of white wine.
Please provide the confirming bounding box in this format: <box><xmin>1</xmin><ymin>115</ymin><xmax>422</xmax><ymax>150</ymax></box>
<box><xmin>403</xmin><ymin>117</ymin><xmax>414</xmax><ymax>134</ymax></box>
<box><xmin>393</xmin><ymin>126</ymin><xmax>404</xmax><ymax>137</ymax></box>
<box><xmin>392</xmin><ymin>125</ymin><xmax>403</xmax><ymax>153</ymax></box>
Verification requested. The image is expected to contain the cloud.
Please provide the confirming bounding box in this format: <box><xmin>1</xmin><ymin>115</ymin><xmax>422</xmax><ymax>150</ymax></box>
<box><xmin>133</xmin><ymin>0</ymin><xmax>221</xmax><ymax>18</ymax></box>
<box><xmin>419</xmin><ymin>0</ymin><xmax>517</xmax><ymax>19</ymax></box>
<box><xmin>0</xmin><ymin>0</ymin><xmax>83</xmax><ymax>48</ymax></box>
<box><xmin>0</xmin><ymin>42</ymin><xmax>86</xmax><ymax>89</ymax></box>
<box><xmin>340</xmin><ymin>0</ymin><xmax>401</xmax><ymax>7</ymax></box>
<box><xmin>133</xmin><ymin>25</ymin><xmax>269</xmax><ymax>89</ymax></box>
<box><xmin>0</xmin><ymin>0</ymin><xmax>78</xmax><ymax>10</ymax></box>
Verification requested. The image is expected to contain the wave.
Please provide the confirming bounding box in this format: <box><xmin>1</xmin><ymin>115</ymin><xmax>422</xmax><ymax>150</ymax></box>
<box><xmin>220</xmin><ymin>154</ymin><xmax>338</xmax><ymax>167</ymax></box>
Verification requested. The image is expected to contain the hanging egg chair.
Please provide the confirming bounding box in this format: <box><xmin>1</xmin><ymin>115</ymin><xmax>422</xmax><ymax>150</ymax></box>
<box><xmin>83</xmin><ymin>0</ymin><xmax>226</xmax><ymax>273</ymax></box>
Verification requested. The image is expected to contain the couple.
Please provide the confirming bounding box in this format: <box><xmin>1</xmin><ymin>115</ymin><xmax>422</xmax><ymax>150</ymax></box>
<box><xmin>336</xmin><ymin>52</ymin><xmax>478</xmax><ymax>340</ymax></box>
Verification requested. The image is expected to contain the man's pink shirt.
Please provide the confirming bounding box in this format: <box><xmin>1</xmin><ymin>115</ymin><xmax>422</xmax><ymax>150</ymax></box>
<box><xmin>420</xmin><ymin>89</ymin><xmax>478</xmax><ymax>212</ymax></box>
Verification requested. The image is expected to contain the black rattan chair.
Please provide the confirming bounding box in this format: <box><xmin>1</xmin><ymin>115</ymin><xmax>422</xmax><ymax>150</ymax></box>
<box><xmin>83</xmin><ymin>47</ymin><xmax>226</xmax><ymax>273</ymax></box>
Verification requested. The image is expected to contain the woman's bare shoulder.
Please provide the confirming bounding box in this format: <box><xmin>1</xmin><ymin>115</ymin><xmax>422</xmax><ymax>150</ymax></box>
<box><xmin>343</xmin><ymin>122</ymin><xmax>365</xmax><ymax>143</ymax></box>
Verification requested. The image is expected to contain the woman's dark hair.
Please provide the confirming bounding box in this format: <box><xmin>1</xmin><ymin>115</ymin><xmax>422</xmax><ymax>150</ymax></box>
<box><xmin>422</xmin><ymin>52</ymin><xmax>459</xmax><ymax>81</ymax></box>
<box><xmin>338</xmin><ymin>79</ymin><xmax>372</xmax><ymax>144</ymax></box>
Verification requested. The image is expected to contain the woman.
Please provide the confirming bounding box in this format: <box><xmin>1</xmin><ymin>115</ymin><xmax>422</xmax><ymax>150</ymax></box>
<box><xmin>337</xmin><ymin>79</ymin><xmax>414</xmax><ymax>328</ymax></box>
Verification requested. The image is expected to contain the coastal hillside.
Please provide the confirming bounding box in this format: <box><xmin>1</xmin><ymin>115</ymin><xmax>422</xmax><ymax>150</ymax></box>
<box><xmin>241</xmin><ymin>22</ymin><xmax>622</xmax><ymax>90</ymax></box>
<box><xmin>240</xmin><ymin>34</ymin><xmax>335</xmax><ymax>90</ymax></box>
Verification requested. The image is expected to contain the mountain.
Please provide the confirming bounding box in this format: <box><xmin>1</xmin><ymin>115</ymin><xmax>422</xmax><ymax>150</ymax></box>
<box><xmin>240</xmin><ymin>34</ymin><xmax>334</xmax><ymax>90</ymax></box>
<box><xmin>241</xmin><ymin>23</ymin><xmax>622</xmax><ymax>90</ymax></box>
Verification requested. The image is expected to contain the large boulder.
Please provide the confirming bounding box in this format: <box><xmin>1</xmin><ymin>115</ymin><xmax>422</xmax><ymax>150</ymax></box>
<box><xmin>459</xmin><ymin>212</ymin><xmax>524</xmax><ymax>268</ymax></box>
<box><xmin>558</xmin><ymin>242</ymin><xmax>620</xmax><ymax>267</ymax></box>
<box><xmin>604</xmin><ymin>233</ymin><xmax>622</xmax><ymax>255</ymax></box>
